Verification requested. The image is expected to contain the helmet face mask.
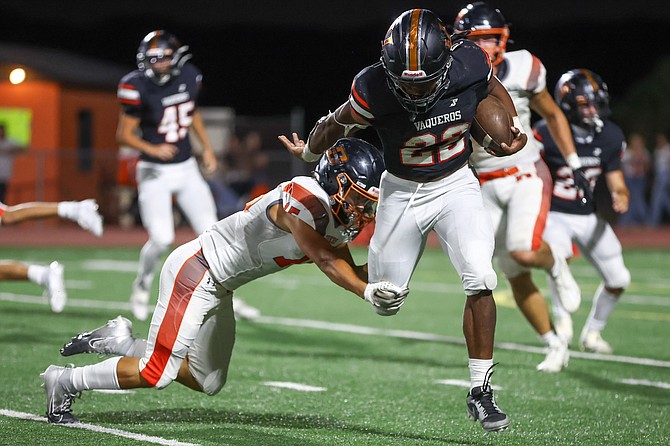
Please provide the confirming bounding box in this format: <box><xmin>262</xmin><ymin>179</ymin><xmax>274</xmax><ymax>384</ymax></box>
<box><xmin>313</xmin><ymin>138</ymin><xmax>385</xmax><ymax>241</ymax></box>
<box><xmin>381</xmin><ymin>9</ymin><xmax>452</xmax><ymax>115</ymax></box>
<box><xmin>136</xmin><ymin>30</ymin><xmax>192</xmax><ymax>85</ymax></box>
<box><xmin>554</xmin><ymin>69</ymin><xmax>610</xmax><ymax>132</ymax></box>
<box><xmin>453</xmin><ymin>2</ymin><xmax>510</xmax><ymax>66</ymax></box>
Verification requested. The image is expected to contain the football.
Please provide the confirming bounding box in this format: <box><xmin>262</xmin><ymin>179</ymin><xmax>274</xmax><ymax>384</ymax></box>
<box><xmin>470</xmin><ymin>95</ymin><xmax>514</xmax><ymax>156</ymax></box>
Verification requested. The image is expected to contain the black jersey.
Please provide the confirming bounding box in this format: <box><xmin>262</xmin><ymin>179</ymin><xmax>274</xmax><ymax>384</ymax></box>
<box><xmin>117</xmin><ymin>63</ymin><xmax>203</xmax><ymax>164</ymax></box>
<box><xmin>534</xmin><ymin>120</ymin><xmax>625</xmax><ymax>215</ymax></box>
<box><xmin>348</xmin><ymin>39</ymin><xmax>491</xmax><ymax>182</ymax></box>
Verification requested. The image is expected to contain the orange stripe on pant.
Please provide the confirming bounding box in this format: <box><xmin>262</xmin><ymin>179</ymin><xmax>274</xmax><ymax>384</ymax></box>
<box><xmin>140</xmin><ymin>249</ymin><xmax>209</xmax><ymax>386</ymax></box>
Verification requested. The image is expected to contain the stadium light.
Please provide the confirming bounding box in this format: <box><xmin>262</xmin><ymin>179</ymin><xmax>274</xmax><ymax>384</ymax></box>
<box><xmin>9</xmin><ymin>68</ymin><xmax>26</xmax><ymax>85</ymax></box>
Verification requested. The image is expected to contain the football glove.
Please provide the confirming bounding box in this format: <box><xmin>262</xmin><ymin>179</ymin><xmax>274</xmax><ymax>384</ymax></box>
<box><xmin>364</xmin><ymin>281</ymin><xmax>409</xmax><ymax>316</ymax></box>
<box><xmin>572</xmin><ymin>167</ymin><xmax>592</xmax><ymax>206</ymax></box>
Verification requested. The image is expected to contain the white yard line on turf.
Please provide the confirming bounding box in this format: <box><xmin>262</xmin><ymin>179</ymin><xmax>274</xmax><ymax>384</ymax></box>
<box><xmin>262</xmin><ymin>382</ymin><xmax>327</xmax><ymax>391</ymax></box>
<box><xmin>1</xmin><ymin>292</ymin><xmax>669</xmax><ymax>369</ymax></box>
<box><xmin>619</xmin><ymin>379</ymin><xmax>670</xmax><ymax>390</ymax></box>
<box><xmin>0</xmin><ymin>409</ymin><xmax>200</xmax><ymax>446</ymax></box>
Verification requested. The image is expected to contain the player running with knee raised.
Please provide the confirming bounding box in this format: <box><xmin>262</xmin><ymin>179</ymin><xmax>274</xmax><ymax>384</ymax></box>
<box><xmin>281</xmin><ymin>9</ymin><xmax>527</xmax><ymax>432</ymax></box>
<box><xmin>454</xmin><ymin>2</ymin><xmax>587</xmax><ymax>372</ymax></box>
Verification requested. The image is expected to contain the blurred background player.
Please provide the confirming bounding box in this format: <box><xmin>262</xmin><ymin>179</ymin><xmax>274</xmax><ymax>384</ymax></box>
<box><xmin>117</xmin><ymin>30</ymin><xmax>259</xmax><ymax>321</ymax></box>
<box><xmin>648</xmin><ymin>131</ymin><xmax>670</xmax><ymax>226</ymax></box>
<box><xmin>619</xmin><ymin>132</ymin><xmax>650</xmax><ymax>226</ymax></box>
<box><xmin>534</xmin><ymin>68</ymin><xmax>631</xmax><ymax>353</ymax></box>
<box><xmin>42</xmin><ymin>138</ymin><xmax>406</xmax><ymax>424</ymax></box>
<box><xmin>281</xmin><ymin>9</ymin><xmax>529</xmax><ymax>432</ymax></box>
<box><xmin>453</xmin><ymin>2</ymin><xmax>585</xmax><ymax>372</ymax></box>
<box><xmin>0</xmin><ymin>199</ymin><xmax>103</xmax><ymax>312</ymax></box>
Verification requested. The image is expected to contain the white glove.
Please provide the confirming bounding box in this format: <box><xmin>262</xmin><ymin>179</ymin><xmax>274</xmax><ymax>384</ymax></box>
<box><xmin>364</xmin><ymin>281</ymin><xmax>409</xmax><ymax>316</ymax></box>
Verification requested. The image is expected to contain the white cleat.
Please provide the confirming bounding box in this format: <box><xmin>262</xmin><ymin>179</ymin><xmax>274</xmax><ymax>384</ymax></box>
<box><xmin>45</xmin><ymin>261</ymin><xmax>67</xmax><ymax>313</ymax></box>
<box><xmin>549</xmin><ymin>257</ymin><xmax>581</xmax><ymax>313</ymax></box>
<box><xmin>554</xmin><ymin>316</ymin><xmax>574</xmax><ymax>345</ymax></box>
<box><xmin>537</xmin><ymin>339</ymin><xmax>569</xmax><ymax>373</ymax></box>
<box><xmin>130</xmin><ymin>282</ymin><xmax>150</xmax><ymax>321</ymax></box>
<box><xmin>579</xmin><ymin>329</ymin><xmax>613</xmax><ymax>354</ymax></box>
<box><xmin>61</xmin><ymin>315</ymin><xmax>133</xmax><ymax>356</ymax></box>
<box><xmin>41</xmin><ymin>364</ymin><xmax>79</xmax><ymax>424</ymax></box>
<box><xmin>232</xmin><ymin>297</ymin><xmax>261</xmax><ymax>320</ymax></box>
<box><xmin>76</xmin><ymin>199</ymin><xmax>104</xmax><ymax>237</ymax></box>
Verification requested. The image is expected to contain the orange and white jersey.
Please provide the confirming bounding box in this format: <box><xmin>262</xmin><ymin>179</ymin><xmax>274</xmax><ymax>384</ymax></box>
<box><xmin>0</xmin><ymin>201</ymin><xmax>6</xmax><ymax>224</ymax></box>
<box><xmin>470</xmin><ymin>49</ymin><xmax>546</xmax><ymax>172</ymax></box>
<box><xmin>199</xmin><ymin>176</ymin><xmax>348</xmax><ymax>291</ymax></box>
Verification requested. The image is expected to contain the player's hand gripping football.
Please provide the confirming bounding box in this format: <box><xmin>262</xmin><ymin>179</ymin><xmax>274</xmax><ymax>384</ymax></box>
<box><xmin>498</xmin><ymin>125</ymin><xmax>528</xmax><ymax>156</ymax></box>
<box><xmin>364</xmin><ymin>281</ymin><xmax>409</xmax><ymax>316</ymax></box>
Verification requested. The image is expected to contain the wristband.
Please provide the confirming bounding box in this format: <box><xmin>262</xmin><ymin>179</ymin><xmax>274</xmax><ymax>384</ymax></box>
<box><xmin>301</xmin><ymin>143</ymin><xmax>320</xmax><ymax>162</ymax></box>
<box><xmin>566</xmin><ymin>152</ymin><xmax>582</xmax><ymax>170</ymax></box>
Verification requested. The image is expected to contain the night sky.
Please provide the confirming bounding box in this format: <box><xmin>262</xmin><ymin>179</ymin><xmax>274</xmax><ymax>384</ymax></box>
<box><xmin>2</xmin><ymin>1</ymin><xmax>670</xmax><ymax>126</ymax></box>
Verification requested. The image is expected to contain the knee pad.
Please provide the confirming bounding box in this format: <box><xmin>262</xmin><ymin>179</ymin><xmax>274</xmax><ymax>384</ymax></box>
<box><xmin>464</xmin><ymin>271</ymin><xmax>498</xmax><ymax>296</ymax></box>
<box><xmin>606</xmin><ymin>267</ymin><xmax>631</xmax><ymax>290</ymax></box>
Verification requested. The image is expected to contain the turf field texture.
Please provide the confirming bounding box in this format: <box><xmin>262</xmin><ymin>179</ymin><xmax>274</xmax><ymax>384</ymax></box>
<box><xmin>0</xmin><ymin>245</ymin><xmax>668</xmax><ymax>445</ymax></box>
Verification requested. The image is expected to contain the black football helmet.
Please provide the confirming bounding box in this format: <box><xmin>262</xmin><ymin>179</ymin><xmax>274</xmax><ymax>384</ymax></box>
<box><xmin>136</xmin><ymin>30</ymin><xmax>192</xmax><ymax>85</ymax></box>
<box><xmin>453</xmin><ymin>2</ymin><xmax>510</xmax><ymax>66</ymax></box>
<box><xmin>380</xmin><ymin>9</ymin><xmax>452</xmax><ymax>115</ymax></box>
<box><xmin>554</xmin><ymin>68</ymin><xmax>611</xmax><ymax>132</ymax></box>
<box><xmin>313</xmin><ymin>138</ymin><xmax>385</xmax><ymax>240</ymax></box>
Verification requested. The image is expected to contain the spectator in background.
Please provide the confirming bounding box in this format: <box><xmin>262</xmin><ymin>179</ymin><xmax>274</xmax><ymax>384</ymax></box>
<box><xmin>0</xmin><ymin>123</ymin><xmax>26</xmax><ymax>202</ymax></box>
<box><xmin>648</xmin><ymin>131</ymin><xmax>670</xmax><ymax>226</ymax></box>
<box><xmin>619</xmin><ymin>132</ymin><xmax>650</xmax><ymax>226</ymax></box>
<box><xmin>209</xmin><ymin>131</ymin><xmax>270</xmax><ymax>218</ymax></box>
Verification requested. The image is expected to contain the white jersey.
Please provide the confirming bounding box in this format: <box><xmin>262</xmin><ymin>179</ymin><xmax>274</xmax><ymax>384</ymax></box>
<box><xmin>199</xmin><ymin>176</ymin><xmax>349</xmax><ymax>290</ymax></box>
<box><xmin>470</xmin><ymin>49</ymin><xmax>546</xmax><ymax>172</ymax></box>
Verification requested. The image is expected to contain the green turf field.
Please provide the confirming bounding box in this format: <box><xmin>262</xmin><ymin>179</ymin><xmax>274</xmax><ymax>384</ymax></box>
<box><xmin>1</xmin><ymin>246</ymin><xmax>668</xmax><ymax>445</ymax></box>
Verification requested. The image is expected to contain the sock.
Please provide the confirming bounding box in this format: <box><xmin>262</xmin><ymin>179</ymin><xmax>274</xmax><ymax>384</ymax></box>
<box><xmin>57</xmin><ymin>201</ymin><xmax>79</xmax><ymax>221</ymax></box>
<box><xmin>469</xmin><ymin>358</ymin><xmax>493</xmax><ymax>390</ymax></box>
<box><xmin>68</xmin><ymin>356</ymin><xmax>121</xmax><ymax>393</ymax></box>
<box><xmin>540</xmin><ymin>330</ymin><xmax>561</xmax><ymax>347</ymax></box>
<box><xmin>585</xmin><ymin>283</ymin><xmax>619</xmax><ymax>332</ymax></box>
<box><xmin>136</xmin><ymin>240</ymin><xmax>168</xmax><ymax>290</ymax></box>
<box><xmin>546</xmin><ymin>273</ymin><xmax>571</xmax><ymax>319</ymax></box>
<box><xmin>27</xmin><ymin>265</ymin><xmax>48</xmax><ymax>286</ymax></box>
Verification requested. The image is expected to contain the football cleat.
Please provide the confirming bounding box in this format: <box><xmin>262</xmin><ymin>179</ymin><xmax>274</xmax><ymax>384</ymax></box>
<box><xmin>232</xmin><ymin>297</ymin><xmax>261</xmax><ymax>320</ymax></box>
<box><xmin>466</xmin><ymin>364</ymin><xmax>510</xmax><ymax>432</ymax></box>
<box><xmin>45</xmin><ymin>261</ymin><xmax>67</xmax><ymax>313</ymax></box>
<box><xmin>75</xmin><ymin>199</ymin><xmax>104</xmax><ymax>237</ymax></box>
<box><xmin>536</xmin><ymin>338</ymin><xmax>569</xmax><ymax>373</ymax></box>
<box><xmin>41</xmin><ymin>364</ymin><xmax>79</xmax><ymax>424</ymax></box>
<box><xmin>130</xmin><ymin>281</ymin><xmax>150</xmax><ymax>321</ymax></box>
<box><xmin>579</xmin><ymin>329</ymin><xmax>613</xmax><ymax>354</ymax></box>
<box><xmin>61</xmin><ymin>315</ymin><xmax>133</xmax><ymax>357</ymax></box>
<box><xmin>548</xmin><ymin>256</ymin><xmax>581</xmax><ymax>313</ymax></box>
<box><xmin>554</xmin><ymin>315</ymin><xmax>574</xmax><ymax>345</ymax></box>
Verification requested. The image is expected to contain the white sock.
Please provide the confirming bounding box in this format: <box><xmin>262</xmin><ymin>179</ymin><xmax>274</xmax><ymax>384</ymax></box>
<box><xmin>469</xmin><ymin>358</ymin><xmax>493</xmax><ymax>389</ymax></box>
<box><xmin>68</xmin><ymin>356</ymin><xmax>121</xmax><ymax>392</ymax></box>
<box><xmin>540</xmin><ymin>330</ymin><xmax>561</xmax><ymax>347</ymax></box>
<box><xmin>27</xmin><ymin>264</ymin><xmax>48</xmax><ymax>286</ymax></box>
<box><xmin>546</xmin><ymin>273</ymin><xmax>571</xmax><ymax>319</ymax></box>
<box><xmin>136</xmin><ymin>240</ymin><xmax>168</xmax><ymax>290</ymax></box>
<box><xmin>57</xmin><ymin>201</ymin><xmax>79</xmax><ymax>221</ymax></box>
<box><xmin>585</xmin><ymin>283</ymin><xmax>619</xmax><ymax>332</ymax></box>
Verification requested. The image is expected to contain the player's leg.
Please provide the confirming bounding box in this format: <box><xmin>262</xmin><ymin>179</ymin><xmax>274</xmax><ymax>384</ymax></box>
<box><xmin>434</xmin><ymin>167</ymin><xmax>508</xmax><ymax>432</ymax></box>
<box><xmin>367</xmin><ymin>171</ymin><xmax>429</xmax><ymax>290</ymax></box>
<box><xmin>131</xmin><ymin>162</ymin><xmax>176</xmax><ymax>320</ymax></box>
<box><xmin>574</xmin><ymin>218</ymin><xmax>630</xmax><ymax>353</ymax></box>
<box><xmin>543</xmin><ymin>212</ymin><xmax>584</xmax><ymax>344</ymax></box>
<box><xmin>0</xmin><ymin>260</ymin><xmax>66</xmax><ymax>313</ymax></box>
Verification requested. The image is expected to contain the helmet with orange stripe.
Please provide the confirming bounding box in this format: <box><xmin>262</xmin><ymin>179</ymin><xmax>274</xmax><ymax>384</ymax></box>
<box><xmin>453</xmin><ymin>2</ymin><xmax>510</xmax><ymax>66</ymax></box>
<box><xmin>136</xmin><ymin>30</ymin><xmax>192</xmax><ymax>86</ymax></box>
<box><xmin>313</xmin><ymin>138</ymin><xmax>384</xmax><ymax>240</ymax></box>
<box><xmin>380</xmin><ymin>9</ymin><xmax>452</xmax><ymax>115</ymax></box>
<box><xmin>554</xmin><ymin>68</ymin><xmax>611</xmax><ymax>132</ymax></box>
